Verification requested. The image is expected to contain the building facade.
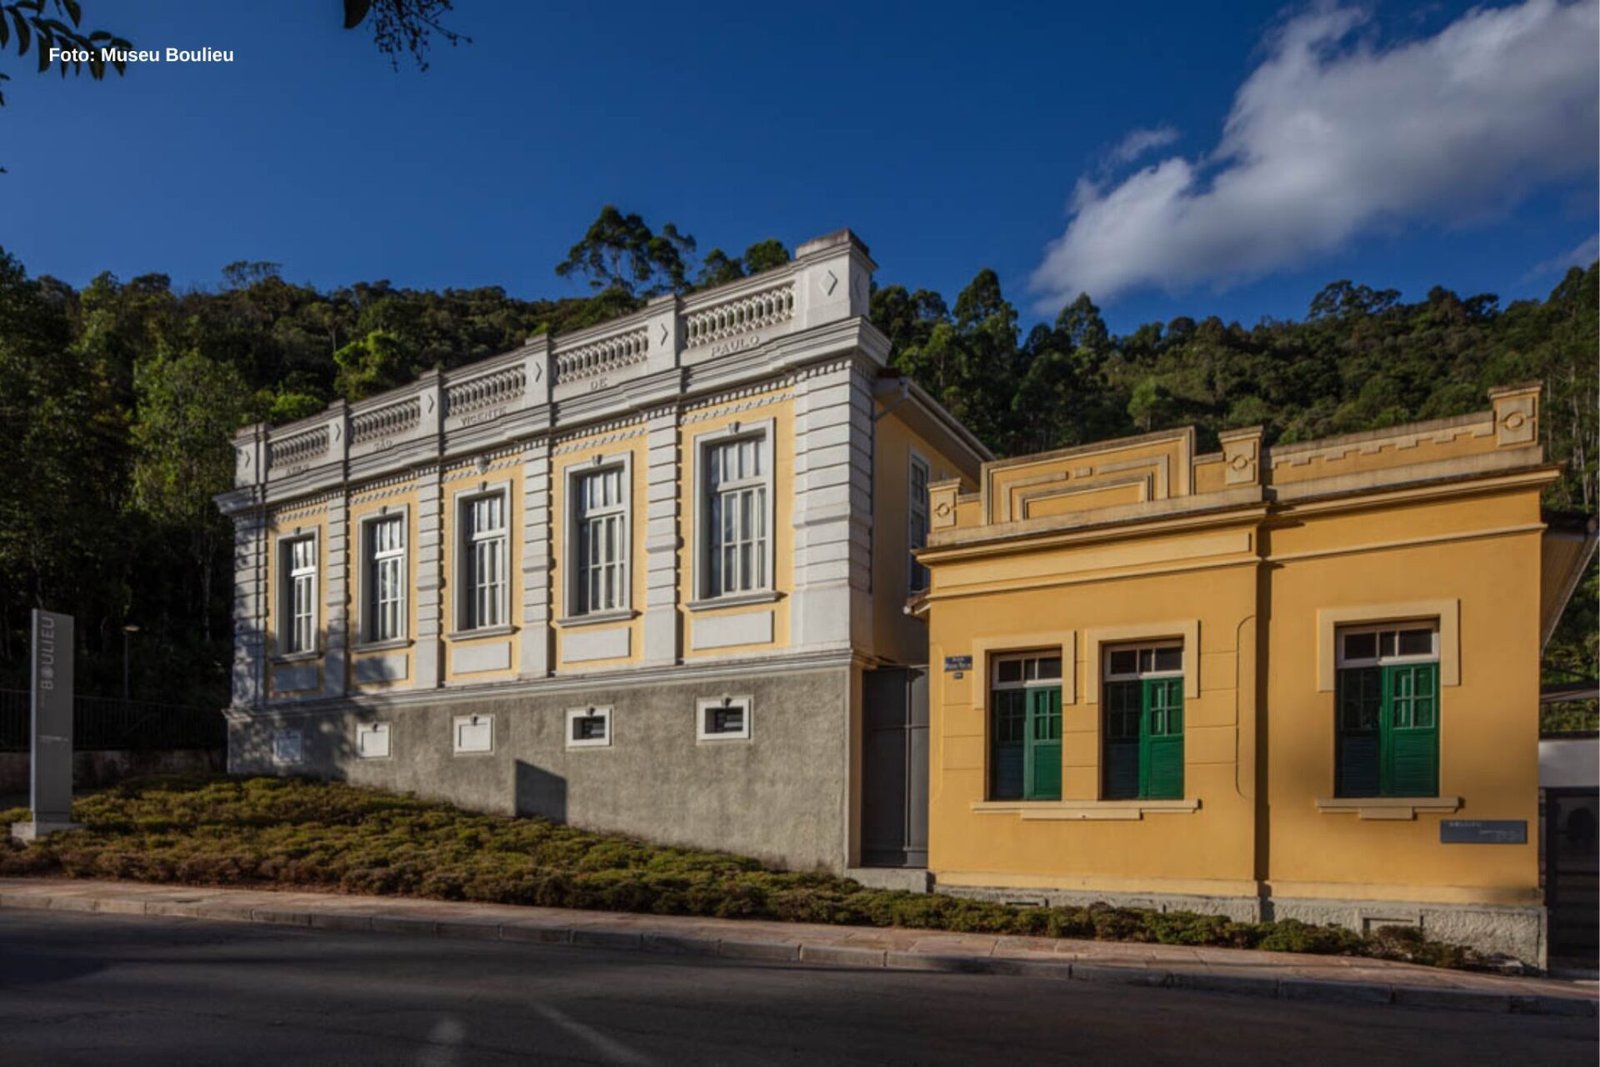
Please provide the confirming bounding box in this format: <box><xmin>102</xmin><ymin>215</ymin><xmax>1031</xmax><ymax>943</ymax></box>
<box><xmin>916</xmin><ymin>385</ymin><xmax>1583</xmax><ymax>965</ymax></box>
<box><xmin>216</xmin><ymin>230</ymin><xmax>988</xmax><ymax>875</ymax></box>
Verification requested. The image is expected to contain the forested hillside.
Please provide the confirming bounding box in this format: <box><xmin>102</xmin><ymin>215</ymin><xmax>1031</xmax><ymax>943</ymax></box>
<box><xmin>0</xmin><ymin>213</ymin><xmax>1593</xmax><ymax>717</ymax></box>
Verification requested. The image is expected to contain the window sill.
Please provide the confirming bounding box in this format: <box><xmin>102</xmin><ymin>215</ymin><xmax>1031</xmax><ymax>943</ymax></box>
<box><xmin>686</xmin><ymin>590</ymin><xmax>781</xmax><ymax>612</ymax></box>
<box><xmin>556</xmin><ymin>609</ymin><xmax>637</xmax><ymax>628</ymax></box>
<box><xmin>1315</xmin><ymin>796</ymin><xmax>1462</xmax><ymax>820</ymax></box>
<box><xmin>352</xmin><ymin>637</ymin><xmax>411</xmax><ymax>653</ymax></box>
<box><xmin>446</xmin><ymin>625</ymin><xmax>517</xmax><ymax>641</ymax></box>
<box><xmin>971</xmin><ymin>799</ymin><xmax>1201</xmax><ymax>821</ymax></box>
<box><xmin>271</xmin><ymin>651</ymin><xmax>321</xmax><ymax>665</ymax></box>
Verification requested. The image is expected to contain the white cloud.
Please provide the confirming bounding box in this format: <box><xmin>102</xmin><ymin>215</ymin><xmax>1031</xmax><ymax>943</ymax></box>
<box><xmin>1031</xmin><ymin>0</ymin><xmax>1600</xmax><ymax>307</ymax></box>
<box><xmin>1107</xmin><ymin>125</ymin><xmax>1180</xmax><ymax>166</ymax></box>
<box><xmin>1527</xmin><ymin>233</ymin><xmax>1600</xmax><ymax>278</ymax></box>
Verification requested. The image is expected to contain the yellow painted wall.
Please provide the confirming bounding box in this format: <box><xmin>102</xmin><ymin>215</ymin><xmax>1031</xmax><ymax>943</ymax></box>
<box><xmin>262</xmin><ymin>503</ymin><xmax>329</xmax><ymax>698</ymax></box>
<box><xmin>923</xmin><ymin>390</ymin><xmax>1552</xmax><ymax>909</ymax></box>
<box><xmin>928</xmin><ymin>525</ymin><xmax>1261</xmax><ymax>894</ymax></box>
<box><xmin>677</xmin><ymin>389</ymin><xmax>796</xmax><ymax>658</ymax></box>
<box><xmin>548</xmin><ymin>426</ymin><xmax>649</xmax><ymax>670</ymax></box>
<box><xmin>345</xmin><ymin>483</ymin><xmax>421</xmax><ymax>692</ymax></box>
<box><xmin>440</xmin><ymin>453</ymin><xmax>523</xmax><ymax>683</ymax></box>
<box><xmin>869</xmin><ymin>408</ymin><xmax>979</xmax><ymax>666</ymax></box>
<box><xmin>1262</xmin><ymin>486</ymin><xmax>1544</xmax><ymax>904</ymax></box>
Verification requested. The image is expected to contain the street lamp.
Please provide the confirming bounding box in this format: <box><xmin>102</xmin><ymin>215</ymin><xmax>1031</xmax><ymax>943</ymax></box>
<box><xmin>122</xmin><ymin>624</ymin><xmax>140</xmax><ymax>702</ymax></box>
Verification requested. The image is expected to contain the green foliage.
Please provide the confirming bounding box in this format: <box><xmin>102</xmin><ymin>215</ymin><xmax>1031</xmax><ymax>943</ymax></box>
<box><xmin>332</xmin><ymin>327</ymin><xmax>410</xmax><ymax>402</ymax></box>
<box><xmin>555</xmin><ymin>205</ymin><xmax>698</xmax><ymax>297</ymax></box>
<box><xmin>0</xmin><ymin>226</ymin><xmax>1592</xmax><ymax>710</ymax></box>
<box><xmin>0</xmin><ymin>776</ymin><xmax>1492</xmax><ymax>970</ymax></box>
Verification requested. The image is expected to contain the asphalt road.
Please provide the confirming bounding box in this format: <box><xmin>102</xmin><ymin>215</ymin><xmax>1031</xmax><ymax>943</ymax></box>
<box><xmin>0</xmin><ymin>911</ymin><xmax>1593</xmax><ymax>1066</ymax></box>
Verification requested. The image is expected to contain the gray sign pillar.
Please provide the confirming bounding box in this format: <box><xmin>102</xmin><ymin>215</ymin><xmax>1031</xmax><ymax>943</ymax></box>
<box><xmin>11</xmin><ymin>609</ymin><xmax>80</xmax><ymax>842</ymax></box>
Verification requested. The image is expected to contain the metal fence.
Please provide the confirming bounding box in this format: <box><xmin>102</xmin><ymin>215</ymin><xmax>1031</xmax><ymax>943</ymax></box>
<box><xmin>0</xmin><ymin>689</ymin><xmax>225</xmax><ymax>752</ymax></box>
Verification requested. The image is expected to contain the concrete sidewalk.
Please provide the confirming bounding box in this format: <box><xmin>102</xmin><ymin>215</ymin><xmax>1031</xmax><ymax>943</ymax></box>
<box><xmin>1</xmin><ymin>877</ymin><xmax>1593</xmax><ymax>1016</ymax></box>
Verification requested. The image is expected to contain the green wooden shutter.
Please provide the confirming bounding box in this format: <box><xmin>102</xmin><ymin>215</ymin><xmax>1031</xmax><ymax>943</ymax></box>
<box><xmin>1024</xmin><ymin>686</ymin><xmax>1062</xmax><ymax>801</ymax></box>
<box><xmin>1383</xmin><ymin>662</ymin><xmax>1439</xmax><ymax>797</ymax></box>
<box><xmin>1103</xmin><ymin>681</ymin><xmax>1142</xmax><ymax>800</ymax></box>
<box><xmin>1142</xmin><ymin>677</ymin><xmax>1184</xmax><ymax>800</ymax></box>
<box><xmin>1336</xmin><ymin>667</ymin><xmax>1382</xmax><ymax>797</ymax></box>
<box><xmin>990</xmin><ymin>689</ymin><xmax>1025</xmax><ymax>800</ymax></box>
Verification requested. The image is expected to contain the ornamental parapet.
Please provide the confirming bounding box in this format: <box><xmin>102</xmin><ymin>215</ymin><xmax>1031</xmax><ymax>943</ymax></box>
<box><xmin>229</xmin><ymin>228</ymin><xmax>877</xmax><ymax>503</ymax></box>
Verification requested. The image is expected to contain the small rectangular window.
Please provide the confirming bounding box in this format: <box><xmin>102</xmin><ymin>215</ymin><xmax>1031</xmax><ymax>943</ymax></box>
<box><xmin>697</xmin><ymin>696</ymin><xmax>753</xmax><ymax>741</ymax></box>
<box><xmin>272</xmin><ymin>729</ymin><xmax>303</xmax><ymax>764</ymax></box>
<box><xmin>566</xmin><ymin>706</ymin><xmax>613</xmax><ymax>748</ymax></box>
<box><xmin>356</xmin><ymin>721</ymin><xmax>390</xmax><ymax>759</ymax></box>
<box><xmin>453</xmin><ymin>714</ymin><xmax>493</xmax><ymax>754</ymax></box>
<box><xmin>990</xmin><ymin>651</ymin><xmax>1064</xmax><ymax>801</ymax></box>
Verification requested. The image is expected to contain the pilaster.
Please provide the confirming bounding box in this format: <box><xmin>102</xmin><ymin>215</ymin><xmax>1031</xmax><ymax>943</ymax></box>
<box><xmin>321</xmin><ymin>490</ymin><xmax>349</xmax><ymax>699</ymax></box>
<box><xmin>227</xmin><ymin>501</ymin><xmax>267</xmax><ymax>709</ymax></box>
<box><xmin>790</xmin><ymin>359</ymin><xmax>875</xmax><ymax>650</ymax></box>
<box><xmin>519</xmin><ymin>438</ymin><xmax>553</xmax><ymax>678</ymax></box>
<box><xmin>642</xmin><ymin>405</ymin><xmax>681</xmax><ymax>665</ymax></box>
<box><xmin>414</xmin><ymin>465</ymin><xmax>444</xmax><ymax>689</ymax></box>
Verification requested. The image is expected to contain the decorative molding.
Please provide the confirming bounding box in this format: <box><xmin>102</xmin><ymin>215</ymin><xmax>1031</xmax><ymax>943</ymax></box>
<box><xmin>554</xmin><ymin>327</ymin><xmax>649</xmax><ymax>384</ymax></box>
<box><xmin>551</xmin><ymin>424</ymin><xmax>649</xmax><ymax>456</ymax></box>
<box><xmin>683</xmin><ymin>281</ymin><xmax>794</xmax><ymax>349</ymax></box>
<box><xmin>268</xmin><ymin>425</ymin><xmax>329</xmax><ymax>472</ymax></box>
<box><xmin>682</xmin><ymin>390</ymin><xmax>794</xmax><ymax>425</ymax></box>
<box><xmin>446</xmin><ymin>365</ymin><xmax>526</xmax><ymax>417</ymax></box>
<box><xmin>351</xmin><ymin>397</ymin><xmax>421</xmax><ymax>446</ymax></box>
<box><xmin>1314</xmin><ymin>796</ymin><xmax>1462</xmax><ymax>820</ymax></box>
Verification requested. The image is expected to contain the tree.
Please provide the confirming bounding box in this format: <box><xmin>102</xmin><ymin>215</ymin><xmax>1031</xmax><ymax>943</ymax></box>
<box><xmin>130</xmin><ymin>347</ymin><xmax>251</xmax><ymax>643</ymax></box>
<box><xmin>343</xmin><ymin>0</ymin><xmax>468</xmax><ymax>71</ymax></box>
<box><xmin>555</xmin><ymin>205</ymin><xmax>698</xmax><ymax>298</ymax></box>
<box><xmin>333</xmin><ymin>327</ymin><xmax>410</xmax><ymax>402</ymax></box>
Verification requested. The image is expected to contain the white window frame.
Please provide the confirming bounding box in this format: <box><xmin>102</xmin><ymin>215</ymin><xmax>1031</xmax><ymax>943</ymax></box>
<box><xmin>355</xmin><ymin>721</ymin><xmax>391</xmax><ymax>759</ymax></box>
<box><xmin>272</xmin><ymin>728</ymin><xmax>303</xmax><ymax>765</ymax></box>
<box><xmin>562</xmin><ymin>453</ymin><xmax>633</xmax><ymax>621</ymax></box>
<box><xmin>452</xmin><ymin>713</ymin><xmax>494</xmax><ymax>755</ymax></box>
<box><xmin>358</xmin><ymin>509</ymin><xmax>408</xmax><ymax>645</ymax></box>
<box><xmin>1335</xmin><ymin>621</ymin><xmax>1440</xmax><ymax>668</ymax></box>
<box><xmin>1103</xmin><ymin>640</ymin><xmax>1185</xmax><ymax>681</ymax></box>
<box><xmin>691</xmin><ymin>420</ymin><xmax>776</xmax><ymax>605</ymax></box>
<box><xmin>565</xmin><ymin>705</ymin><xmax>614</xmax><ymax>749</ymax></box>
<box><xmin>454</xmin><ymin>483</ymin><xmax>511</xmax><ymax>633</ymax></box>
<box><xmin>908</xmin><ymin>451</ymin><xmax>931</xmax><ymax>593</ymax></box>
<box><xmin>991</xmin><ymin>650</ymin><xmax>1064</xmax><ymax>690</ymax></box>
<box><xmin>276</xmin><ymin>532</ymin><xmax>319</xmax><ymax>657</ymax></box>
<box><xmin>697</xmin><ymin>695</ymin><xmax>754</xmax><ymax>742</ymax></box>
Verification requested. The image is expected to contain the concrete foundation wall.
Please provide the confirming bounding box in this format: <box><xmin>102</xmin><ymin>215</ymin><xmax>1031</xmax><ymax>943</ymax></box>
<box><xmin>939</xmin><ymin>882</ymin><xmax>1545</xmax><ymax>966</ymax></box>
<box><xmin>229</xmin><ymin>663</ymin><xmax>852</xmax><ymax>872</ymax></box>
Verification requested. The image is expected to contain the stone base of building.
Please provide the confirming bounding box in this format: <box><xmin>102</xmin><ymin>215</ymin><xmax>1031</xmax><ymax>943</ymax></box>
<box><xmin>936</xmin><ymin>882</ymin><xmax>1546</xmax><ymax>968</ymax></box>
<box><xmin>228</xmin><ymin>659</ymin><xmax>854</xmax><ymax>874</ymax></box>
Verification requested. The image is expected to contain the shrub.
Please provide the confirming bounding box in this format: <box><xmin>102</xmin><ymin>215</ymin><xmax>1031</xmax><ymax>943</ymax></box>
<box><xmin>0</xmin><ymin>775</ymin><xmax>1487</xmax><ymax>970</ymax></box>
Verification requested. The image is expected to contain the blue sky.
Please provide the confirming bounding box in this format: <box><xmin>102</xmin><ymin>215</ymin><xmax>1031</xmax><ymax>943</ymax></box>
<box><xmin>3</xmin><ymin>0</ymin><xmax>1595</xmax><ymax>334</ymax></box>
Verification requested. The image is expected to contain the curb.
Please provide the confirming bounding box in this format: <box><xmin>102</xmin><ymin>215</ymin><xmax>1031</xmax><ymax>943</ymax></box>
<box><xmin>2</xmin><ymin>890</ymin><xmax>1593</xmax><ymax>1018</ymax></box>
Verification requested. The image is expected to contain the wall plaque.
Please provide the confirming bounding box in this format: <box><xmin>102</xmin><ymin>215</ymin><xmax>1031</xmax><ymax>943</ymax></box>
<box><xmin>1440</xmin><ymin>819</ymin><xmax>1527</xmax><ymax>845</ymax></box>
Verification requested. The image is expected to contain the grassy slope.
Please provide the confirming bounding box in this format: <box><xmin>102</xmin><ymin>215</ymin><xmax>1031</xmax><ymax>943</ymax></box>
<box><xmin>0</xmin><ymin>775</ymin><xmax>1487</xmax><ymax>969</ymax></box>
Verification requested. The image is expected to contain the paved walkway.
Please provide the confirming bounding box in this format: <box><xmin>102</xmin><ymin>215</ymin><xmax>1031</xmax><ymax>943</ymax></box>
<box><xmin>1</xmin><ymin>877</ymin><xmax>1593</xmax><ymax>1016</ymax></box>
